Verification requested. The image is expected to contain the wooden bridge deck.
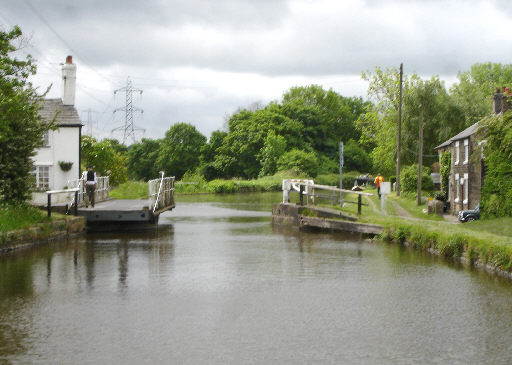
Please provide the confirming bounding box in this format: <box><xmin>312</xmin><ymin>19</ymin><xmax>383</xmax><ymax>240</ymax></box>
<box><xmin>77</xmin><ymin>199</ymin><xmax>174</xmax><ymax>224</ymax></box>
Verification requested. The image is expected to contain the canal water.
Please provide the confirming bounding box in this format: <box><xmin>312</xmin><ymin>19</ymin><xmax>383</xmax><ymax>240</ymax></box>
<box><xmin>1</xmin><ymin>193</ymin><xmax>512</xmax><ymax>364</ymax></box>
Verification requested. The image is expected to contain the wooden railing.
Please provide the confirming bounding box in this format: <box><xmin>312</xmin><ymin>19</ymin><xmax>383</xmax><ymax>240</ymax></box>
<box><xmin>148</xmin><ymin>174</ymin><xmax>175</xmax><ymax>214</ymax></box>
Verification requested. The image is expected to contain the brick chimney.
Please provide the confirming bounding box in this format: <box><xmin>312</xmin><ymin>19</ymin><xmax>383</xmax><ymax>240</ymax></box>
<box><xmin>493</xmin><ymin>86</ymin><xmax>511</xmax><ymax>114</ymax></box>
<box><xmin>61</xmin><ymin>55</ymin><xmax>76</xmax><ymax>106</ymax></box>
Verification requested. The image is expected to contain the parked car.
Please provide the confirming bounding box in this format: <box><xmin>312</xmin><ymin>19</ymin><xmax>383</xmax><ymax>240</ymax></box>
<box><xmin>458</xmin><ymin>204</ymin><xmax>480</xmax><ymax>223</ymax></box>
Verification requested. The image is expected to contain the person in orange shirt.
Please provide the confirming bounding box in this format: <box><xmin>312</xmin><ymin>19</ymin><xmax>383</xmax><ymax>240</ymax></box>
<box><xmin>374</xmin><ymin>173</ymin><xmax>384</xmax><ymax>199</ymax></box>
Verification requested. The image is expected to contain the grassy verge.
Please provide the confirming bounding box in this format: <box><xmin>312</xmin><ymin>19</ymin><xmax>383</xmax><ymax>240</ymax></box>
<box><xmin>110</xmin><ymin>170</ymin><xmax>313</xmax><ymax>199</ymax></box>
<box><xmin>177</xmin><ymin>170</ymin><xmax>311</xmax><ymax>194</ymax></box>
<box><xmin>387</xmin><ymin>191</ymin><xmax>443</xmax><ymax>221</ymax></box>
<box><xmin>316</xmin><ymin>187</ymin><xmax>512</xmax><ymax>273</ymax></box>
<box><xmin>0</xmin><ymin>205</ymin><xmax>50</xmax><ymax>232</ymax></box>
<box><xmin>379</xmin><ymin>219</ymin><xmax>512</xmax><ymax>273</ymax></box>
<box><xmin>110</xmin><ymin>181</ymin><xmax>148</xmax><ymax>199</ymax></box>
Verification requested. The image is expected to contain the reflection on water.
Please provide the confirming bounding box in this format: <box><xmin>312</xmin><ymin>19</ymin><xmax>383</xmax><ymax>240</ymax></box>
<box><xmin>1</xmin><ymin>196</ymin><xmax>512</xmax><ymax>364</ymax></box>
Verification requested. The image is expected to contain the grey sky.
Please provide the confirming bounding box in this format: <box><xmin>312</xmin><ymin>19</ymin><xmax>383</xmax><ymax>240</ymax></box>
<box><xmin>2</xmin><ymin>0</ymin><xmax>512</xmax><ymax>142</ymax></box>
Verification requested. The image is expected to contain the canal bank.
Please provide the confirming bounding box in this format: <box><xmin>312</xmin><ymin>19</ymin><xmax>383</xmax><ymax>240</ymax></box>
<box><xmin>0</xmin><ymin>215</ymin><xmax>86</xmax><ymax>254</ymax></box>
<box><xmin>272</xmin><ymin>202</ymin><xmax>512</xmax><ymax>280</ymax></box>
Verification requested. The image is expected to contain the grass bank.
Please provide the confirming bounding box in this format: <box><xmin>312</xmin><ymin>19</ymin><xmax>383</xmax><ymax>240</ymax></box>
<box><xmin>378</xmin><ymin>219</ymin><xmax>512</xmax><ymax>275</ymax></box>
<box><xmin>110</xmin><ymin>170</ymin><xmax>323</xmax><ymax>199</ymax></box>
<box><xmin>0</xmin><ymin>205</ymin><xmax>50</xmax><ymax>232</ymax></box>
<box><xmin>331</xmin><ymin>189</ymin><xmax>512</xmax><ymax>275</ymax></box>
<box><xmin>110</xmin><ymin>181</ymin><xmax>148</xmax><ymax>199</ymax></box>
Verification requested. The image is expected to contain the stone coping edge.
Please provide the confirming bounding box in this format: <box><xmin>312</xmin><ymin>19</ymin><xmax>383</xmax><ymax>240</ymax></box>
<box><xmin>0</xmin><ymin>216</ymin><xmax>86</xmax><ymax>254</ymax></box>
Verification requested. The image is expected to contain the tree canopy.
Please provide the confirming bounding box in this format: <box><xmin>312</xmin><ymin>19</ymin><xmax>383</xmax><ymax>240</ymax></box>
<box><xmin>81</xmin><ymin>136</ymin><xmax>128</xmax><ymax>186</ymax></box>
<box><xmin>157</xmin><ymin>122</ymin><xmax>206</xmax><ymax>180</ymax></box>
<box><xmin>451</xmin><ymin>63</ymin><xmax>512</xmax><ymax>127</ymax></box>
<box><xmin>0</xmin><ymin>26</ymin><xmax>52</xmax><ymax>204</ymax></box>
<box><xmin>357</xmin><ymin>67</ymin><xmax>466</xmax><ymax>175</ymax></box>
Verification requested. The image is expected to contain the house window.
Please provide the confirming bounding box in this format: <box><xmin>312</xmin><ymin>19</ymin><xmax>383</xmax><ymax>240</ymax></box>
<box><xmin>31</xmin><ymin>166</ymin><xmax>50</xmax><ymax>190</ymax></box>
<box><xmin>463</xmin><ymin>139</ymin><xmax>469</xmax><ymax>164</ymax></box>
<box><xmin>463</xmin><ymin>173</ymin><xmax>469</xmax><ymax>204</ymax></box>
<box><xmin>454</xmin><ymin>141</ymin><xmax>459</xmax><ymax>165</ymax></box>
<box><xmin>454</xmin><ymin>173</ymin><xmax>459</xmax><ymax>203</ymax></box>
<box><xmin>41</xmin><ymin>131</ymin><xmax>50</xmax><ymax>147</ymax></box>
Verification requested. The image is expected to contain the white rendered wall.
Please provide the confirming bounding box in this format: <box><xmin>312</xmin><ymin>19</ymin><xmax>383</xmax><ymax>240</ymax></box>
<box><xmin>32</xmin><ymin>127</ymin><xmax>80</xmax><ymax>191</ymax></box>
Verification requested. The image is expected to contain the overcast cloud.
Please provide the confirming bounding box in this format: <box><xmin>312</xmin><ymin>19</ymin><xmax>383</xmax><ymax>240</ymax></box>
<box><xmin>2</xmin><ymin>0</ymin><xmax>512</xmax><ymax>142</ymax></box>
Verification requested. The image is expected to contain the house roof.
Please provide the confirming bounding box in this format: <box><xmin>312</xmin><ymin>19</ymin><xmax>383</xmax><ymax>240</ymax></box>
<box><xmin>38</xmin><ymin>98</ymin><xmax>82</xmax><ymax>127</ymax></box>
<box><xmin>434</xmin><ymin>122</ymin><xmax>480</xmax><ymax>150</ymax></box>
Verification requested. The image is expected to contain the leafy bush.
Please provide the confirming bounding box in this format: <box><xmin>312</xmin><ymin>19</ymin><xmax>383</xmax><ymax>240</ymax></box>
<box><xmin>205</xmin><ymin>180</ymin><xmax>239</xmax><ymax>193</ymax></box>
<box><xmin>343</xmin><ymin>139</ymin><xmax>372</xmax><ymax>173</ymax></box>
<box><xmin>317</xmin><ymin>155</ymin><xmax>338</xmax><ymax>174</ymax></box>
<box><xmin>400</xmin><ymin>164</ymin><xmax>434</xmax><ymax>192</ymax></box>
<box><xmin>479</xmin><ymin>112</ymin><xmax>512</xmax><ymax>217</ymax></box>
<box><xmin>433</xmin><ymin>191</ymin><xmax>447</xmax><ymax>201</ymax></box>
<box><xmin>277</xmin><ymin>149</ymin><xmax>319</xmax><ymax>177</ymax></box>
<box><xmin>315</xmin><ymin>171</ymin><xmax>360</xmax><ymax>188</ymax></box>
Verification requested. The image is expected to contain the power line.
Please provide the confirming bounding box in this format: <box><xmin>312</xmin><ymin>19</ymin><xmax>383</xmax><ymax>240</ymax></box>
<box><xmin>23</xmin><ymin>0</ymin><xmax>122</xmax><ymax>88</ymax></box>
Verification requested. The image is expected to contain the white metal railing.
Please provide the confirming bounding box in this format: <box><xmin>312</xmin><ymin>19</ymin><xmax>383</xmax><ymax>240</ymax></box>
<box><xmin>67</xmin><ymin>176</ymin><xmax>110</xmax><ymax>206</ymax></box>
<box><xmin>46</xmin><ymin>188</ymin><xmax>80</xmax><ymax>217</ymax></box>
<box><xmin>282</xmin><ymin>179</ymin><xmax>315</xmax><ymax>204</ymax></box>
<box><xmin>282</xmin><ymin>179</ymin><xmax>374</xmax><ymax>214</ymax></box>
<box><xmin>148</xmin><ymin>174</ymin><xmax>175</xmax><ymax>213</ymax></box>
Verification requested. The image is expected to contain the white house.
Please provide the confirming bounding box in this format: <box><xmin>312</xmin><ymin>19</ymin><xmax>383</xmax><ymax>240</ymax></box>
<box><xmin>31</xmin><ymin>56</ymin><xmax>82</xmax><ymax>204</ymax></box>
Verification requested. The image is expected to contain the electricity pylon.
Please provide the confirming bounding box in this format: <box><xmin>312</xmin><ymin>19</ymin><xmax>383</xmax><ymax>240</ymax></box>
<box><xmin>112</xmin><ymin>77</ymin><xmax>144</xmax><ymax>144</ymax></box>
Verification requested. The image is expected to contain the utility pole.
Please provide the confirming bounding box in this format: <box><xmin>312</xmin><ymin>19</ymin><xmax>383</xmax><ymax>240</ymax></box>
<box><xmin>339</xmin><ymin>141</ymin><xmax>344</xmax><ymax>206</ymax></box>
<box><xmin>417</xmin><ymin>103</ymin><xmax>423</xmax><ymax>206</ymax></box>
<box><xmin>396</xmin><ymin>63</ymin><xmax>403</xmax><ymax>196</ymax></box>
<box><xmin>112</xmin><ymin>77</ymin><xmax>144</xmax><ymax>144</ymax></box>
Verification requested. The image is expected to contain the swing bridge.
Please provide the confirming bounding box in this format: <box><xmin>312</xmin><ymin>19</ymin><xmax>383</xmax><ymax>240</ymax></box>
<box><xmin>45</xmin><ymin>173</ymin><xmax>175</xmax><ymax>226</ymax></box>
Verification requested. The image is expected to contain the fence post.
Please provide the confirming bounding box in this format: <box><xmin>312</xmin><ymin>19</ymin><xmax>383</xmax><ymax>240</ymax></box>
<box><xmin>299</xmin><ymin>185</ymin><xmax>304</xmax><ymax>206</ymax></box>
<box><xmin>74</xmin><ymin>190</ymin><xmax>78</xmax><ymax>216</ymax></box>
<box><xmin>358</xmin><ymin>194</ymin><xmax>362</xmax><ymax>215</ymax></box>
<box><xmin>47</xmin><ymin>193</ymin><xmax>52</xmax><ymax>217</ymax></box>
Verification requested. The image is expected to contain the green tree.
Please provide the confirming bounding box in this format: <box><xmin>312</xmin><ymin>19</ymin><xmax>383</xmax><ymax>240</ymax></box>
<box><xmin>81</xmin><ymin>136</ymin><xmax>128</xmax><ymax>186</ymax></box>
<box><xmin>277</xmin><ymin>149</ymin><xmax>319</xmax><ymax>177</ymax></box>
<box><xmin>213</xmin><ymin>106</ymin><xmax>302</xmax><ymax>178</ymax></box>
<box><xmin>356</xmin><ymin>67</ymin><xmax>402</xmax><ymax>176</ymax></box>
<box><xmin>199</xmin><ymin>130</ymin><xmax>227</xmax><ymax>180</ymax></box>
<box><xmin>282</xmin><ymin>85</ymin><xmax>366</xmax><ymax>159</ymax></box>
<box><xmin>343</xmin><ymin>139</ymin><xmax>372</xmax><ymax>173</ymax></box>
<box><xmin>258</xmin><ymin>131</ymin><xmax>287</xmax><ymax>177</ymax></box>
<box><xmin>103</xmin><ymin>138</ymin><xmax>129</xmax><ymax>155</ymax></box>
<box><xmin>451</xmin><ymin>63</ymin><xmax>512</xmax><ymax>127</ymax></box>
<box><xmin>157</xmin><ymin>122</ymin><xmax>206</xmax><ymax>180</ymax></box>
<box><xmin>357</xmin><ymin>68</ymin><xmax>464</xmax><ymax>175</ymax></box>
<box><xmin>126</xmin><ymin>138</ymin><xmax>161</xmax><ymax>181</ymax></box>
<box><xmin>0</xmin><ymin>26</ymin><xmax>53</xmax><ymax>204</ymax></box>
<box><xmin>402</xmin><ymin>76</ymin><xmax>465</xmax><ymax>167</ymax></box>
